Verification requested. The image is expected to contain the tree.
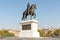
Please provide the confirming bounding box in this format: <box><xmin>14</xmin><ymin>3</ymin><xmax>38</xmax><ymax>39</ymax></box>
<box><xmin>0</xmin><ymin>30</ymin><xmax>3</xmax><ymax>36</ymax></box>
<box><xmin>54</xmin><ymin>29</ymin><xmax>60</xmax><ymax>36</ymax></box>
<box><xmin>38</xmin><ymin>30</ymin><xmax>45</xmax><ymax>37</ymax></box>
<box><xmin>6</xmin><ymin>33</ymin><xmax>15</xmax><ymax>37</ymax></box>
<box><xmin>0</xmin><ymin>30</ymin><xmax>15</xmax><ymax>37</ymax></box>
<box><xmin>46</xmin><ymin>30</ymin><xmax>53</xmax><ymax>37</ymax></box>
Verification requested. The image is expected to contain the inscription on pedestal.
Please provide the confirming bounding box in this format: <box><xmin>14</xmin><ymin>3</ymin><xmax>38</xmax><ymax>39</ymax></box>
<box><xmin>22</xmin><ymin>24</ymin><xmax>31</xmax><ymax>30</ymax></box>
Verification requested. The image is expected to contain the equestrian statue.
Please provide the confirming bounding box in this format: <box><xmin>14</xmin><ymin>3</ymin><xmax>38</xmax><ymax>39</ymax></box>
<box><xmin>22</xmin><ymin>3</ymin><xmax>36</xmax><ymax>21</ymax></box>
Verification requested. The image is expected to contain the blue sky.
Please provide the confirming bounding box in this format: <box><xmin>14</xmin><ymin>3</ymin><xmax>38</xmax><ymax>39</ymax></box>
<box><xmin>0</xmin><ymin>0</ymin><xmax>60</xmax><ymax>30</ymax></box>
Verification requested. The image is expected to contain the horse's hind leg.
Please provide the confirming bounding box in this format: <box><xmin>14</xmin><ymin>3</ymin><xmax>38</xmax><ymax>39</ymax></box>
<box><xmin>22</xmin><ymin>13</ymin><xmax>25</xmax><ymax>21</ymax></box>
<box><xmin>22</xmin><ymin>15</ymin><xmax>25</xmax><ymax>21</ymax></box>
<box><xmin>25</xmin><ymin>15</ymin><xmax>28</xmax><ymax>20</ymax></box>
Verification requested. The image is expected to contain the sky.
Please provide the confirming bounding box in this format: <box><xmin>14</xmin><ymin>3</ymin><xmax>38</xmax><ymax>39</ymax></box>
<box><xmin>0</xmin><ymin>0</ymin><xmax>60</xmax><ymax>30</ymax></box>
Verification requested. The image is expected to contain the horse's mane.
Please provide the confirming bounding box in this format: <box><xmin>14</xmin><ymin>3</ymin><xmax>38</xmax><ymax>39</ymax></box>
<box><xmin>30</xmin><ymin>4</ymin><xmax>34</xmax><ymax>9</ymax></box>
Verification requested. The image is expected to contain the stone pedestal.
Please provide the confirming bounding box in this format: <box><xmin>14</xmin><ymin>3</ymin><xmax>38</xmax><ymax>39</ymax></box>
<box><xmin>19</xmin><ymin>20</ymin><xmax>40</xmax><ymax>37</ymax></box>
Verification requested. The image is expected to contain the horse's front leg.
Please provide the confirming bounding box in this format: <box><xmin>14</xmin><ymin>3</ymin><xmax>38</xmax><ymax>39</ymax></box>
<box><xmin>30</xmin><ymin>15</ymin><xmax>32</xmax><ymax>20</ymax></box>
<box><xmin>33</xmin><ymin>13</ymin><xmax>36</xmax><ymax>19</ymax></box>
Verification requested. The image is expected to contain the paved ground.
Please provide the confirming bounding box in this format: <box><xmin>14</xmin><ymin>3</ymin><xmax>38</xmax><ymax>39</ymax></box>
<box><xmin>0</xmin><ymin>37</ymin><xmax>60</xmax><ymax>40</ymax></box>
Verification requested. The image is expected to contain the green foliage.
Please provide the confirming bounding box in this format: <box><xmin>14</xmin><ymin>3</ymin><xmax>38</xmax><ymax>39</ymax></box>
<box><xmin>46</xmin><ymin>30</ymin><xmax>53</xmax><ymax>37</ymax></box>
<box><xmin>38</xmin><ymin>30</ymin><xmax>45</xmax><ymax>37</ymax></box>
<box><xmin>0</xmin><ymin>30</ymin><xmax>3</xmax><ymax>36</ymax></box>
<box><xmin>38</xmin><ymin>30</ymin><xmax>53</xmax><ymax>37</ymax></box>
<box><xmin>0</xmin><ymin>30</ymin><xmax>15</xmax><ymax>37</ymax></box>
<box><xmin>54</xmin><ymin>29</ymin><xmax>60</xmax><ymax>36</ymax></box>
<box><xmin>6</xmin><ymin>33</ymin><xmax>15</xmax><ymax>37</ymax></box>
<box><xmin>38</xmin><ymin>28</ymin><xmax>60</xmax><ymax>37</ymax></box>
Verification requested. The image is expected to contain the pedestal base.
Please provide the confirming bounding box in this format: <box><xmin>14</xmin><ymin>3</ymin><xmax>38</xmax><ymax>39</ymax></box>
<box><xmin>19</xmin><ymin>31</ymin><xmax>39</xmax><ymax>37</ymax></box>
<box><xmin>19</xmin><ymin>20</ymin><xmax>40</xmax><ymax>37</ymax></box>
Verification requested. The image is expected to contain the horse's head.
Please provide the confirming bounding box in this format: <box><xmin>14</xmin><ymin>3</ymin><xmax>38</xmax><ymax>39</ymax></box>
<box><xmin>34</xmin><ymin>4</ymin><xmax>36</xmax><ymax>9</ymax></box>
<box><xmin>31</xmin><ymin>4</ymin><xmax>36</xmax><ymax>9</ymax></box>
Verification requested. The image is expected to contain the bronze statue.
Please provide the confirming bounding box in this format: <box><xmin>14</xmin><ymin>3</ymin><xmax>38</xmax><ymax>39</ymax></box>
<box><xmin>22</xmin><ymin>3</ymin><xmax>36</xmax><ymax>21</ymax></box>
<box><xmin>27</xmin><ymin>3</ymin><xmax>30</xmax><ymax>15</ymax></box>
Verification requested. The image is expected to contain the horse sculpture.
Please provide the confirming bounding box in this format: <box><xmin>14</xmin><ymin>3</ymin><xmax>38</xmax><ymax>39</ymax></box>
<box><xmin>22</xmin><ymin>3</ymin><xmax>36</xmax><ymax>21</ymax></box>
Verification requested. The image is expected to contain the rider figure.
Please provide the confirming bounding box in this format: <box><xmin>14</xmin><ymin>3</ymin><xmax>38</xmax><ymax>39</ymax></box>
<box><xmin>27</xmin><ymin>3</ymin><xmax>30</xmax><ymax>14</ymax></box>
